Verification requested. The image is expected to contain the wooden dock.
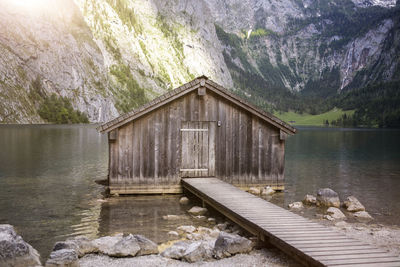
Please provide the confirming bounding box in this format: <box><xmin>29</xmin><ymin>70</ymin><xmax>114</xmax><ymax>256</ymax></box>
<box><xmin>182</xmin><ymin>178</ymin><xmax>400</xmax><ymax>267</ymax></box>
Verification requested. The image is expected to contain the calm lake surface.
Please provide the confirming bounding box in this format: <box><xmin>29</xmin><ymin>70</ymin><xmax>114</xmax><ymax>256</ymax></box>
<box><xmin>0</xmin><ymin>125</ymin><xmax>399</xmax><ymax>259</ymax></box>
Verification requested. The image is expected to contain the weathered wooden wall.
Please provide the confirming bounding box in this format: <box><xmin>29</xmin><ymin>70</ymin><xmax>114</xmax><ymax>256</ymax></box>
<box><xmin>108</xmin><ymin>89</ymin><xmax>285</xmax><ymax>194</ymax></box>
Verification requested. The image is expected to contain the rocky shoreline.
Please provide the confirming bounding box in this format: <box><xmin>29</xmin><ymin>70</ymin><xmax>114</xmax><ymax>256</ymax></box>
<box><xmin>1</xmin><ymin>193</ymin><xmax>399</xmax><ymax>267</ymax></box>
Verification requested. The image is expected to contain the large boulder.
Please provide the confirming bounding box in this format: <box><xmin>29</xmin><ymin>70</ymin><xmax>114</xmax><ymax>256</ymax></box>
<box><xmin>0</xmin><ymin>224</ymin><xmax>41</xmax><ymax>267</ymax></box>
<box><xmin>213</xmin><ymin>232</ymin><xmax>253</xmax><ymax>259</ymax></box>
<box><xmin>343</xmin><ymin>196</ymin><xmax>365</xmax><ymax>212</ymax></box>
<box><xmin>45</xmin><ymin>249</ymin><xmax>78</xmax><ymax>267</ymax></box>
<box><xmin>303</xmin><ymin>194</ymin><xmax>317</xmax><ymax>205</ymax></box>
<box><xmin>187</xmin><ymin>206</ymin><xmax>208</xmax><ymax>216</ymax></box>
<box><xmin>316</xmin><ymin>188</ymin><xmax>340</xmax><ymax>208</ymax></box>
<box><xmin>326</xmin><ymin>207</ymin><xmax>346</xmax><ymax>221</ymax></box>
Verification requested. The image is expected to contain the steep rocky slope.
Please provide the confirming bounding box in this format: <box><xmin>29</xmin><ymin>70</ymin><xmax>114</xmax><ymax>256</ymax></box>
<box><xmin>0</xmin><ymin>0</ymin><xmax>398</xmax><ymax>123</ymax></box>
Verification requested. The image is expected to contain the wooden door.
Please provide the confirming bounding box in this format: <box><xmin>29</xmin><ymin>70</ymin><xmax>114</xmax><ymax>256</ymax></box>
<box><xmin>180</xmin><ymin>121</ymin><xmax>215</xmax><ymax>177</ymax></box>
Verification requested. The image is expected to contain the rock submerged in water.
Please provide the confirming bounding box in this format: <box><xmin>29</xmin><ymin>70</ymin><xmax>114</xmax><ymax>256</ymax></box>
<box><xmin>187</xmin><ymin>206</ymin><xmax>208</xmax><ymax>216</ymax></box>
<box><xmin>343</xmin><ymin>196</ymin><xmax>365</xmax><ymax>212</ymax></box>
<box><xmin>316</xmin><ymin>188</ymin><xmax>340</xmax><ymax>208</ymax></box>
<box><xmin>0</xmin><ymin>224</ymin><xmax>41</xmax><ymax>267</ymax></box>
<box><xmin>288</xmin><ymin>201</ymin><xmax>304</xmax><ymax>210</ymax></box>
<box><xmin>177</xmin><ymin>225</ymin><xmax>196</xmax><ymax>234</ymax></box>
<box><xmin>303</xmin><ymin>194</ymin><xmax>317</xmax><ymax>205</ymax></box>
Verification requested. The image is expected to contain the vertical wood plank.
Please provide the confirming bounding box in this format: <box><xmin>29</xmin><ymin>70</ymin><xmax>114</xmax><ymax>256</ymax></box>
<box><xmin>208</xmin><ymin>122</ymin><xmax>216</xmax><ymax>177</ymax></box>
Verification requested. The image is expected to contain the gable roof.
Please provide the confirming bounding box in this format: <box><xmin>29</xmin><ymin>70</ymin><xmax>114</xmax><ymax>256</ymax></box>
<box><xmin>98</xmin><ymin>76</ymin><xmax>297</xmax><ymax>135</ymax></box>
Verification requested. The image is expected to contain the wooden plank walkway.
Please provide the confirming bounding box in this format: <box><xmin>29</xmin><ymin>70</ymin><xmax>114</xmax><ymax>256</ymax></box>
<box><xmin>182</xmin><ymin>178</ymin><xmax>400</xmax><ymax>267</ymax></box>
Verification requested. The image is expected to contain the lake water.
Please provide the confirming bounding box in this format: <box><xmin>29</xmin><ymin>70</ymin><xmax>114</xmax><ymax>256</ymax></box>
<box><xmin>0</xmin><ymin>125</ymin><xmax>399</xmax><ymax>259</ymax></box>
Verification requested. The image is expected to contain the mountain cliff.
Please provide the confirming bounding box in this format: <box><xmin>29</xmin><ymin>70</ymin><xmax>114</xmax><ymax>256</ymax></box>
<box><xmin>0</xmin><ymin>0</ymin><xmax>399</xmax><ymax>123</ymax></box>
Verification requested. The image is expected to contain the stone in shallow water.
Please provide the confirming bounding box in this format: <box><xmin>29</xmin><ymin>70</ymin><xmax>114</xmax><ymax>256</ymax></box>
<box><xmin>343</xmin><ymin>196</ymin><xmax>365</xmax><ymax>212</ymax></box>
<box><xmin>248</xmin><ymin>187</ymin><xmax>261</xmax><ymax>195</ymax></box>
<box><xmin>317</xmin><ymin>188</ymin><xmax>340</xmax><ymax>208</ymax></box>
<box><xmin>179</xmin><ymin>197</ymin><xmax>190</xmax><ymax>205</ymax></box>
<box><xmin>187</xmin><ymin>206</ymin><xmax>207</xmax><ymax>216</ymax></box>
<box><xmin>167</xmin><ymin>231</ymin><xmax>179</xmax><ymax>240</ymax></box>
<box><xmin>213</xmin><ymin>232</ymin><xmax>253</xmax><ymax>259</ymax></box>
<box><xmin>0</xmin><ymin>224</ymin><xmax>41</xmax><ymax>267</ymax></box>
<box><xmin>303</xmin><ymin>194</ymin><xmax>317</xmax><ymax>205</ymax></box>
<box><xmin>288</xmin><ymin>201</ymin><xmax>304</xmax><ymax>210</ymax></box>
<box><xmin>53</xmin><ymin>236</ymin><xmax>97</xmax><ymax>257</ymax></box>
<box><xmin>354</xmin><ymin>211</ymin><xmax>373</xmax><ymax>222</ymax></box>
<box><xmin>177</xmin><ymin>225</ymin><xmax>196</xmax><ymax>234</ymax></box>
<box><xmin>261</xmin><ymin>186</ymin><xmax>275</xmax><ymax>196</ymax></box>
<box><xmin>162</xmin><ymin>215</ymin><xmax>185</xmax><ymax>220</ymax></box>
<box><xmin>326</xmin><ymin>207</ymin><xmax>346</xmax><ymax>220</ymax></box>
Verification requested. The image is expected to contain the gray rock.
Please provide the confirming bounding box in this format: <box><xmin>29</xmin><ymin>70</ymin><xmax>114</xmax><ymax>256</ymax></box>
<box><xmin>326</xmin><ymin>207</ymin><xmax>346</xmax><ymax>220</ymax></box>
<box><xmin>92</xmin><ymin>234</ymin><xmax>157</xmax><ymax>257</ymax></box>
<box><xmin>354</xmin><ymin>211</ymin><xmax>373</xmax><ymax>221</ymax></box>
<box><xmin>187</xmin><ymin>206</ymin><xmax>208</xmax><ymax>216</ymax></box>
<box><xmin>288</xmin><ymin>201</ymin><xmax>304</xmax><ymax>210</ymax></box>
<box><xmin>303</xmin><ymin>194</ymin><xmax>317</xmax><ymax>205</ymax></box>
<box><xmin>182</xmin><ymin>241</ymin><xmax>213</xmax><ymax>262</ymax></box>
<box><xmin>54</xmin><ymin>236</ymin><xmax>97</xmax><ymax>258</ymax></box>
<box><xmin>110</xmin><ymin>234</ymin><xmax>141</xmax><ymax>257</ymax></box>
<box><xmin>45</xmin><ymin>249</ymin><xmax>79</xmax><ymax>267</ymax></box>
<box><xmin>133</xmin><ymin>235</ymin><xmax>158</xmax><ymax>256</ymax></box>
<box><xmin>343</xmin><ymin>196</ymin><xmax>365</xmax><ymax>212</ymax></box>
<box><xmin>261</xmin><ymin>186</ymin><xmax>275</xmax><ymax>196</ymax></box>
<box><xmin>179</xmin><ymin>197</ymin><xmax>190</xmax><ymax>205</ymax></box>
<box><xmin>0</xmin><ymin>224</ymin><xmax>41</xmax><ymax>267</ymax></box>
<box><xmin>161</xmin><ymin>241</ymin><xmax>191</xmax><ymax>259</ymax></box>
<box><xmin>317</xmin><ymin>188</ymin><xmax>340</xmax><ymax>208</ymax></box>
<box><xmin>213</xmin><ymin>232</ymin><xmax>253</xmax><ymax>259</ymax></box>
<box><xmin>248</xmin><ymin>187</ymin><xmax>261</xmax><ymax>195</ymax></box>
<box><xmin>323</xmin><ymin>215</ymin><xmax>334</xmax><ymax>221</ymax></box>
<box><xmin>177</xmin><ymin>225</ymin><xmax>196</xmax><ymax>234</ymax></box>
<box><xmin>216</xmin><ymin>222</ymin><xmax>229</xmax><ymax>231</ymax></box>
<box><xmin>334</xmin><ymin>221</ymin><xmax>349</xmax><ymax>228</ymax></box>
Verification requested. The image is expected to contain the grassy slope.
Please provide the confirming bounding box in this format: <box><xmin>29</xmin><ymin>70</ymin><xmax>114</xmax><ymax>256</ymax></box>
<box><xmin>274</xmin><ymin>108</ymin><xmax>355</xmax><ymax>126</ymax></box>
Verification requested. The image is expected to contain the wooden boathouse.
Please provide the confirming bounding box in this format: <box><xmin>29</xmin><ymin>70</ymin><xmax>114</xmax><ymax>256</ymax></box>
<box><xmin>98</xmin><ymin>76</ymin><xmax>296</xmax><ymax>194</ymax></box>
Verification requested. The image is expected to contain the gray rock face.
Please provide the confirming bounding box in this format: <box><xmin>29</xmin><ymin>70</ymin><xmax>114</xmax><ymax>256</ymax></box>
<box><xmin>317</xmin><ymin>188</ymin><xmax>340</xmax><ymax>208</ymax></box>
<box><xmin>326</xmin><ymin>207</ymin><xmax>347</xmax><ymax>221</ymax></box>
<box><xmin>45</xmin><ymin>249</ymin><xmax>79</xmax><ymax>267</ymax></box>
<box><xmin>303</xmin><ymin>194</ymin><xmax>317</xmax><ymax>205</ymax></box>
<box><xmin>343</xmin><ymin>196</ymin><xmax>365</xmax><ymax>212</ymax></box>
<box><xmin>0</xmin><ymin>224</ymin><xmax>41</xmax><ymax>267</ymax></box>
<box><xmin>187</xmin><ymin>206</ymin><xmax>208</xmax><ymax>216</ymax></box>
<box><xmin>213</xmin><ymin>232</ymin><xmax>253</xmax><ymax>259</ymax></box>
